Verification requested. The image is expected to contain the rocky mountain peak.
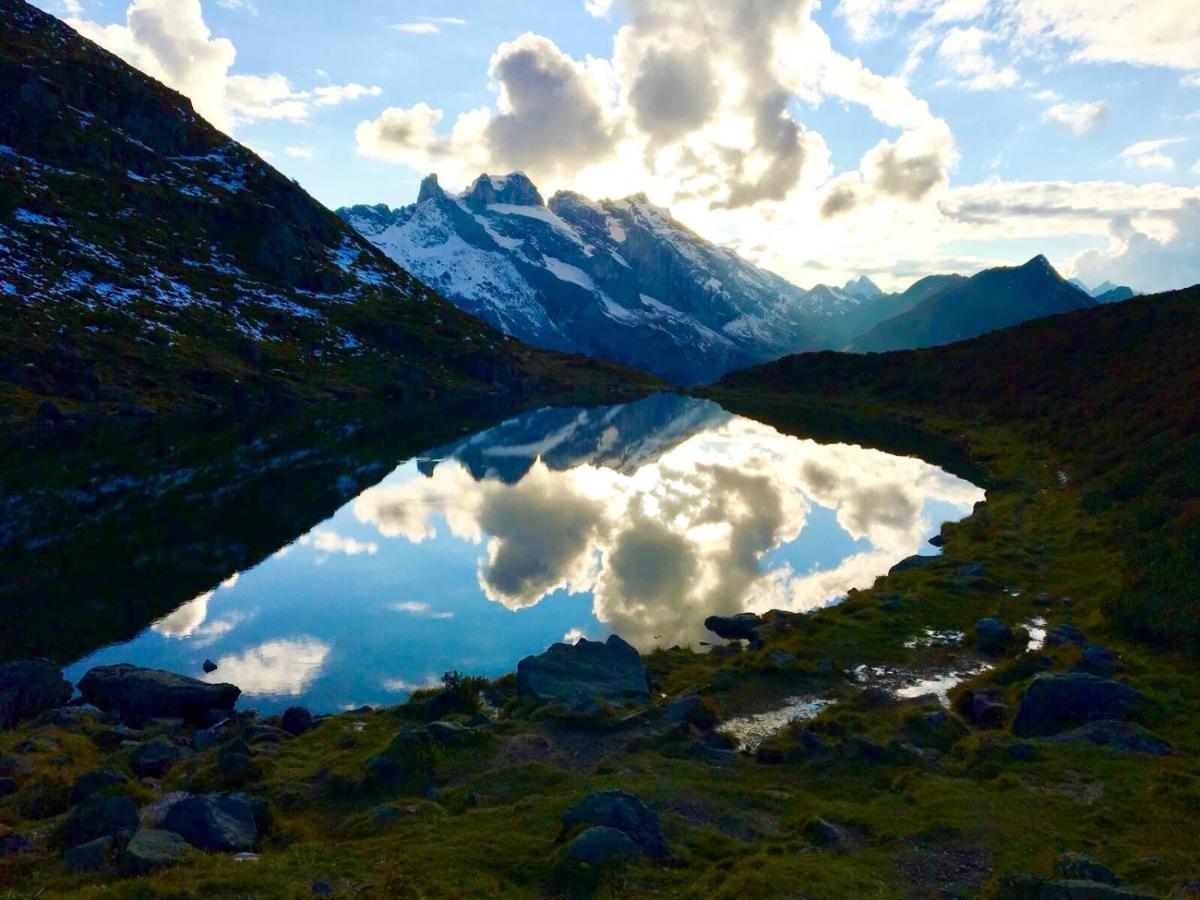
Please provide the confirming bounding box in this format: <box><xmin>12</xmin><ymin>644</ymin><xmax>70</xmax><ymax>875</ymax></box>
<box><xmin>463</xmin><ymin>172</ymin><xmax>544</xmax><ymax>209</ymax></box>
<box><xmin>843</xmin><ymin>276</ymin><xmax>883</xmax><ymax>300</ymax></box>
<box><xmin>417</xmin><ymin>173</ymin><xmax>446</xmax><ymax>204</ymax></box>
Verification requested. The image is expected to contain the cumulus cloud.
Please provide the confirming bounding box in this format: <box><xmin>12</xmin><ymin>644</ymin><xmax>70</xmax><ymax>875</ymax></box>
<box><xmin>937</xmin><ymin>27</ymin><xmax>1020</xmax><ymax>90</ymax></box>
<box><xmin>152</xmin><ymin>590</ymin><xmax>212</xmax><ymax>639</ymax></box>
<box><xmin>1042</xmin><ymin>100</ymin><xmax>1108</xmax><ymax>136</ymax></box>
<box><xmin>1069</xmin><ymin>198</ymin><xmax>1200</xmax><ymax>293</ymax></box>
<box><xmin>68</xmin><ymin>0</ymin><xmax>380</xmax><ymax>133</ymax></box>
<box><xmin>1120</xmin><ymin>138</ymin><xmax>1186</xmax><ymax>172</ymax></box>
<box><xmin>205</xmin><ymin>637</ymin><xmax>331</xmax><ymax>696</ymax></box>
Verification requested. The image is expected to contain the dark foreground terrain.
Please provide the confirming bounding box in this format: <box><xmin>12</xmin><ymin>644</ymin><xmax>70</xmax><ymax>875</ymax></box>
<box><xmin>1</xmin><ymin>287</ymin><xmax>1197</xmax><ymax>898</ymax></box>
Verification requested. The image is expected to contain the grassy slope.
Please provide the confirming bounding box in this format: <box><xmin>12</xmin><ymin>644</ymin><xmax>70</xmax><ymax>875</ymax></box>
<box><xmin>0</xmin><ymin>2</ymin><xmax>659</xmax><ymax>431</ymax></box>
<box><xmin>2</xmin><ymin>290</ymin><xmax>1198</xmax><ymax>898</ymax></box>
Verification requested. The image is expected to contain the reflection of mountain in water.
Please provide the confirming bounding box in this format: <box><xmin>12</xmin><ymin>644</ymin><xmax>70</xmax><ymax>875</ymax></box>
<box><xmin>417</xmin><ymin>393</ymin><xmax>730</xmax><ymax>483</ymax></box>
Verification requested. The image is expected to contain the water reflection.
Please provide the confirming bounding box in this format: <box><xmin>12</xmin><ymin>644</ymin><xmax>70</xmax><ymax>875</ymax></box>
<box><xmin>65</xmin><ymin>394</ymin><xmax>984</xmax><ymax>713</ymax></box>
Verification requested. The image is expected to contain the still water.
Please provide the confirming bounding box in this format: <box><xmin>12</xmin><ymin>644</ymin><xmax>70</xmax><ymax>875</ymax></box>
<box><xmin>64</xmin><ymin>395</ymin><xmax>984</xmax><ymax>713</ymax></box>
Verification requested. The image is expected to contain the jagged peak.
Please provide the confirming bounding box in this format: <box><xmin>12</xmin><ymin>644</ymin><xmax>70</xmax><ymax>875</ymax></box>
<box><xmin>1021</xmin><ymin>254</ymin><xmax>1057</xmax><ymax>275</ymax></box>
<box><xmin>417</xmin><ymin>173</ymin><xmax>445</xmax><ymax>204</ymax></box>
<box><xmin>462</xmin><ymin>172</ymin><xmax>544</xmax><ymax>208</ymax></box>
<box><xmin>843</xmin><ymin>275</ymin><xmax>882</xmax><ymax>299</ymax></box>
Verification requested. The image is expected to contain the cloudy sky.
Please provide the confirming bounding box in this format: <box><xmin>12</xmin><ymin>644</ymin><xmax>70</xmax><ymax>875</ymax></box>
<box><xmin>35</xmin><ymin>0</ymin><xmax>1200</xmax><ymax>292</ymax></box>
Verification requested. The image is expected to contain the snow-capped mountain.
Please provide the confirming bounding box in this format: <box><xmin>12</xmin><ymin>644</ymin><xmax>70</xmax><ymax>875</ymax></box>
<box><xmin>340</xmin><ymin>174</ymin><xmax>899</xmax><ymax>384</ymax></box>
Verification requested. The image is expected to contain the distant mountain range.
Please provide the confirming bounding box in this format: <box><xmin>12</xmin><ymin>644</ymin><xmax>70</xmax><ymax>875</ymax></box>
<box><xmin>341</xmin><ymin>175</ymin><xmax>1137</xmax><ymax>380</ymax></box>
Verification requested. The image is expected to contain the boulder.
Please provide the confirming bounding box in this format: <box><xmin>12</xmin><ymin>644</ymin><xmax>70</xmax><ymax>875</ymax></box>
<box><xmin>70</xmin><ymin>768</ymin><xmax>130</xmax><ymax>804</ymax></box>
<box><xmin>281</xmin><ymin>706</ymin><xmax>314</xmax><ymax>736</ymax></box>
<box><xmin>803</xmin><ymin>817</ymin><xmax>847</xmax><ymax>848</ymax></box>
<box><xmin>59</xmin><ymin>795</ymin><xmax>139</xmax><ymax>848</ymax></box>
<box><xmin>1042</xmin><ymin>720</ymin><xmax>1172</xmax><ymax>756</ymax></box>
<box><xmin>65</xmin><ymin>836</ymin><xmax>112</xmax><ymax>873</ymax></box>
<box><xmin>78</xmin><ymin>664</ymin><xmax>239</xmax><ymax>726</ymax></box>
<box><xmin>955</xmin><ymin>688</ymin><xmax>1009</xmax><ymax>728</ymax></box>
<box><xmin>202</xmin><ymin>660</ymin><xmax>218</xmax><ymax>674</ymax></box>
<box><xmin>703</xmin><ymin>613</ymin><xmax>763</xmax><ymax>642</ymax></box>
<box><xmin>563</xmin><ymin>826</ymin><xmax>642</xmax><ymax>866</ymax></box>
<box><xmin>131</xmin><ymin>738</ymin><xmax>184</xmax><ymax>778</ymax></box>
<box><xmin>162</xmin><ymin>793</ymin><xmax>257</xmax><ymax>852</ymax></box>
<box><xmin>889</xmin><ymin>555</ymin><xmax>939</xmax><ymax>575</ymax></box>
<box><xmin>516</xmin><ymin>636</ymin><xmax>650</xmax><ymax>712</ymax></box>
<box><xmin>120</xmin><ymin>828</ymin><xmax>186</xmax><ymax>875</ymax></box>
<box><xmin>562</xmin><ymin>790</ymin><xmax>669</xmax><ymax>860</ymax></box>
<box><xmin>0</xmin><ymin>659</ymin><xmax>72</xmax><ymax>729</ymax></box>
<box><xmin>1056</xmin><ymin>854</ymin><xmax>1118</xmax><ymax>886</ymax></box>
<box><xmin>663</xmin><ymin>694</ymin><xmax>717</xmax><ymax>731</ymax></box>
<box><xmin>1012</xmin><ymin>674</ymin><xmax>1143</xmax><ymax>737</ymax></box>
<box><xmin>976</xmin><ymin>618</ymin><xmax>1016</xmax><ymax>654</ymax></box>
<box><xmin>1079</xmin><ymin>645</ymin><xmax>1117</xmax><ymax>678</ymax></box>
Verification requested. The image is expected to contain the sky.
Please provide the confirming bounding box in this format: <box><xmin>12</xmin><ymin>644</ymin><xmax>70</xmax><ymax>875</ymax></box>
<box><xmin>32</xmin><ymin>0</ymin><xmax>1200</xmax><ymax>293</ymax></box>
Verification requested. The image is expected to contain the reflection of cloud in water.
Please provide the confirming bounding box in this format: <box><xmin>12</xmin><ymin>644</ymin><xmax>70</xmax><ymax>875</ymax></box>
<box><xmin>354</xmin><ymin>416</ymin><xmax>984</xmax><ymax>650</ymax></box>
<box><xmin>152</xmin><ymin>591</ymin><xmax>212</xmax><ymax>639</ymax></box>
<box><xmin>299</xmin><ymin>529</ymin><xmax>378</xmax><ymax>557</ymax></box>
<box><xmin>204</xmin><ymin>637</ymin><xmax>330</xmax><ymax>696</ymax></box>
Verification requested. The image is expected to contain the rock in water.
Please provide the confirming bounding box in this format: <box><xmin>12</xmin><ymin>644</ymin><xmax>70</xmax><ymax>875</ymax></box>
<box><xmin>561</xmin><ymin>790</ymin><xmax>669</xmax><ymax>859</ymax></box>
<box><xmin>564</xmin><ymin>826</ymin><xmax>642</xmax><ymax>865</ymax></box>
<box><xmin>162</xmin><ymin>794</ymin><xmax>257</xmax><ymax>852</ymax></box>
<box><xmin>120</xmin><ymin>828</ymin><xmax>186</xmax><ymax>875</ymax></box>
<box><xmin>0</xmin><ymin>659</ymin><xmax>72</xmax><ymax>729</ymax></box>
<box><xmin>703</xmin><ymin>613</ymin><xmax>763</xmax><ymax>642</ymax></box>
<box><xmin>1012</xmin><ymin>673</ymin><xmax>1143</xmax><ymax>737</ymax></box>
<box><xmin>78</xmin><ymin>664</ymin><xmax>239</xmax><ymax>726</ymax></box>
<box><xmin>516</xmin><ymin>636</ymin><xmax>650</xmax><ymax>712</ymax></box>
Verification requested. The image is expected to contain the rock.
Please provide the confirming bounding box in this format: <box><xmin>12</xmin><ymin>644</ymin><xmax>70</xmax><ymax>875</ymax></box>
<box><xmin>78</xmin><ymin>664</ymin><xmax>239</xmax><ymax>726</ymax></box>
<box><xmin>0</xmin><ymin>834</ymin><xmax>35</xmax><ymax>857</ymax></box>
<box><xmin>769</xmin><ymin>650</ymin><xmax>797</xmax><ymax>667</ymax></box>
<box><xmin>1042</xmin><ymin>720</ymin><xmax>1172</xmax><ymax>756</ymax></box>
<box><xmin>880</xmin><ymin>596</ymin><xmax>904</xmax><ymax>613</ymax></box>
<box><xmin>194</xmin><ymin>721</ymin><xmax>230</xmax><ymax>752</ymax></box>
<box><xmin>426</xmin><ymin>721</ymin><xmax>480</xmax><ymax>747</ymax></box>
<box><xmin>245</xmin><ymin>724</ymin><xmax>291</xmax><ymax>745</ymax></box>
<box><xmin>1079</xmin><ymin>645</ymin><xmax>1118</xmax><ymax>678</ymax></box>
<box><xmin>954</xmin><ymin>688</ymin><xmax>1009</xmax><ymax>728</ymax></box>
<box><xmin>803</xmin><ymin>817</ymin><xmax>846</xmax><ymax>847</ymax></box>
<box><xmin>1040</xmin><ymin>881</ymin><xmax>1154</xmax><ymax>899</ymax></box>
<box><xmin>516</xmin><ymin>636</ymin><xmax>650</xmax><ymax>712</ymax></box>
<box><xmin>0</xmin><ymin>659</ymin><xmax>73</xmax><ymax>729</ymax></box>
<box><xmin>131</xmin><ymin>738</ymin><xmax>184</xmax><ymax>778</ymax></box>
<box><xmin>563</xmin><ymin>826</ymin><xmax>642</xmax><ymax>866</ymax></box>
<box><xmin>162</xmin><ymin>793</ymin><xmax>257</xmax><ymax>852</ymax></box>
<box><xmin>1012</xmin><ymin>674</ymin><xmax>1144</xmax><ymax>737</ymax></box>
<box><xmin>59</xmin><ymin>795</ymin><xmax>139</xmax><ymax>848</ymax></box>
<box><xmin>889</xmin><ymin>555</ymin><xmax>939</xmax><ymax>574</ymax></box>
<box><xmin>1033</xmin><ymin>592</ymin><xmax>1058</xmax><ymax>607</ymax></box>
<box><xmin>70</xmin><ymin>768</ymin><xmax>130</xmax><ymax>804</ymax></box>
<box><xmin>664</xmin><ymin>694</ymin><xmax>717</xmax><ymax>731</ymax></box>
<box><xmin>216</xmin><ymin>738</ymin><xmax>260</xmax><ymax>783</ymax></box>
<box><xmin>976</xmin><ymin>618</ymin><xmax>1016</xmax><ymax>654</ymax></box>
<box><xmin>704</xmin><ymin>613</ymin><xmax>763</xmax><ymax>641</ymax></box>
<box><xmin>311</xmin><ymin>881</ymin><xmax>334</xmax><ymax>896</ymax></box>
<box><xmin>561</xmin><ymin>791</ymin><xmax>669</xmax><ymax>859</ymax></box>
<box><xmin>120</xmin><ymin>828</ymin><xmax>186</xmax><ymax>875</ymax></box>
<box><xmin>202</xmin><ymin>660</ymin><xmax>218</xmax><ymax>674</ymax></box>
<box><xmin>66</xmin><ymin>836</ymin><xmax>113</xmax><ymax>873</ymax></box>
<box><xmin>905</xmin><ymin>710</ymin><xmax>969</xmax><ymax>751</ymax></box>
<box><xmin>1056</xmin><ymin>853</ymin><xmax>1118</xmax><ymax>886</ymax></box>
<box><xmin>281</xmin><ymin>706</ymin><xmax>314</xmax><ymax>736</ymax></box>
<box><xmin>929</xmin><ymin>534</ymin><xmax>945</xmax><ymax>547</ymax></box>
<box><xmin>1045</xmin><ymin>624</ymin><xmax>1088</xmax><ymax>647</ymax></box>
<box><xmin>957</xmin><ymin>563</ymin><xmax>987</xmax><ymax>578</ymax></box>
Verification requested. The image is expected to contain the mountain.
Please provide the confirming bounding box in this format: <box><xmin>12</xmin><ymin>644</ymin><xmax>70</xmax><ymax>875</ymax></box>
<box><xmin>339</xmin><ymin>174</ymin><xmax>906</xmax><ymax>384</ymax></box>
<box><xmin>849</xmin><ymin>255</ymin><xmax>1095</xmax><ymax>352</ymax></box>
<box><xmin>0</xmin><ymin>2</ymin><xmax>653</xmax><ymax>431</ymax></box>
<box><xmin>1071</xmin><ymin>277</ymin><xmax>1136</xmax><ymax>302</ymax></box>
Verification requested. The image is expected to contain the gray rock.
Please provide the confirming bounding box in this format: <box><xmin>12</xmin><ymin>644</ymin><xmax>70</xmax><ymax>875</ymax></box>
<box><xmin>664</xmin><ymin>694</ymin><xmax>717</xmax><ymax>731</ymax></box>
<box><xmin>66</xmin><ymin>836</ymin><xmax>113</xmax><ymax>873</ymax></box>
<box><xmin>704</xmin><ymin>613</ymin><xmax>763</xmax><ymax>641</ymax></box>
<box><xmin>193</xmin><ymin>721</ymin><xmax>230</xmax><ymax>752</ymax></box>
<box><xmin>516</xmin><ymin>636</ymin><xmax>650</xmax><ymax>712</ymax></box>
<box><xmin>1056</xmin><ymin>853</ymin><xmax>1118</xmax><ymax>886</ymax></box>
<box><xmin>120</xmin><ymin>828</ymin><xmax>186</xmax><ymax>875</ymax></box>
<box><xmin>0</xmin><ymin>834</ymin><xmax>35</xmax><ymax>857</ymax></box>
<box><xmin>1045</xmin><ymin>624</ymin><xmax>1088</xmax><ymax>647</ymax></box>
<box><xmin>162</xmin><ymin>793</ymin><xmax>257</xmax><ymax>852</ymax></box>
<box><xmin>78</xmin><ymin>664</ymin><xmax>239</xmax><ymax>726</ymax></box>
<box><xmin>957</xmin><ymin>563</ymin><xmax>987</xmax><ymax>578</ymax></box>
<box><xmin>1012</xmin><ymin>674</ymin><xmax>1143</xmax><ymax>737</ymax></box>
<box><xmin>1042</xmin><ymin>720</ymin><xmax>1172</xmax><ymax>756</ymax></box>
<box><xmin>563</xmin><ymin>826</ymin><xmax>642</xmax><ymax>866</ymax></box>
<box><xmin>70</xmin><ymin>768</ymin><xmax>130</xmax><ymax>804</ymax></box>
<box><xmin>426</xmin><ymin>721</ymin><xmax>479</xmax><ymax>747</ymax></box>
<box><xmin>562</xmin><ymin>790</ymin><xmax>669</xmax><ymax>859</ymax></box>
<box><xmin>976</xmin><ymin>618</ymin><xmax>1016</xmax><ymax>653</ymax></box>
<box><xmin>928</xmin><ymin>534</ymin><xmax>945</xmax><ymax>547</ymax></box>
<box><xmin>59</xmin><ymin>795</ymin><xmax>139</xmax><ymax>848</ymax></box>
<box><xmin>0</xmin><ymin>659</ymin><xmax>72</xmax><ymax>729</ymax></box>
<box><xmin>131</xmin><ymin>738</ymin><xmax>184</xmax><ymax>778</ymax></box>
<box><xmin>1079</xmin><ymin>645</ymin><xmax>1118</xmax><ymax>677</ymax></box>
<box><xmin>202</xmin><ymin>660</ymin><xmax>218</xmax><ymax>674</ymax></box>
<box><xmin>803</xmin><ymin>817</ymin><xmax>846</xmax><ymax>847</ymax></box>
<box><xmin>281</xmin><ymin>706</ymin><xmax>314</xmax><ymax>736</ymax></box>
<box><xmin>889</xmin><ymin>555</ymin><xmax>939</xmax><ymax>575</ymax></box>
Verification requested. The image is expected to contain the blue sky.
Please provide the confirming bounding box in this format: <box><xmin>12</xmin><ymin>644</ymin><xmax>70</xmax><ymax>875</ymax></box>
<box><xmin>34</xmin><ymin>0</ymin><xmax>1200</xmax><ymax>292</ymax></box>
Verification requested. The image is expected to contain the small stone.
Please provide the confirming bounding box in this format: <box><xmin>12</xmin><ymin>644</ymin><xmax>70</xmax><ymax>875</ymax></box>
<box><xmin>120</xmin><ymin>829</ymin><xmax>186</xmax><ymax>875</ymax></box>
<box><xmin>66</xmin><ymin>836</ymin><xmax>113</xmax><ymax>872</ymax></box>
<box><xmin>564</xmin><ymin>826</ymin><xmax>642</xmax><ymax>866</ymax></box>
<box><xmin>1033</xmin><ymin>592</ymin><xmax>1057</xmax><ymax>607</ymax></box>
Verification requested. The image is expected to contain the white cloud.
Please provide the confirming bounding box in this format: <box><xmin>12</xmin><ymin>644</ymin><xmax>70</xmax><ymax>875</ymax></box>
<box><xmin>937</xmin><ymin>27</ymin><xmax>1020</xmax><ymax>90</ymax></box>
<box><xmin>1120</xmin><ymin>138</ymin><xmax>1186</xmax><ymax>172</ymax></box>
<box><xmin>1193</xmin><ymin>159</ymin><xmax>1200</xmax><ymax>176</ymax></box>
<box><xmin>389</xmin><ymin>601</ymin><xmax>454</xmax><ymax>619</ymax></box>
<box><xmin>584</xmin><ymin>0</ymin><xmax>614</xmax><ymax>16</ymax></box>
<box><xmin>382</xmin><ymin>674</ymin><xmax>441</xmax><ymax>693</ymax></box>
<box><xmin>299</xmin><ymin>529</ymin><xmax>379</xmax><ymax>556</ymax></box>
<box><xmin>284</xmin><ymin>145</ymin><xmax>314</xmax><ymax>159</ymax></box>
<box><xmin>393</xmin><ymin>16</ymin><xmax>466</xmax><ymax>35</ymax></box>
<box><xmin>204</xmin><ymin>637</ymin><xmax>331</xmax><ymax>696</ymax></box>
<box><xmin>216</xmin><ymin>0</ymin><xmax>256</xmax><ymax>12</ymax></box>
<box><xmin>68</xmin><ymin>0</ymin><xmax>381</xmax><ymax>133</ymax></box>
<box><xmin>1069</xmin><ymin>198</ymin><xmax>1200</xmax><ymax>293</ymax></box>
<box><xmin>562</xmin><ymin>628</ymin><xmax>589</xmax><ymax>644</ymax></box>
<box><xmin>1041</xmin><ymin>100</ymin><xmax>1107</xmax><ymax>136</ymax></box>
